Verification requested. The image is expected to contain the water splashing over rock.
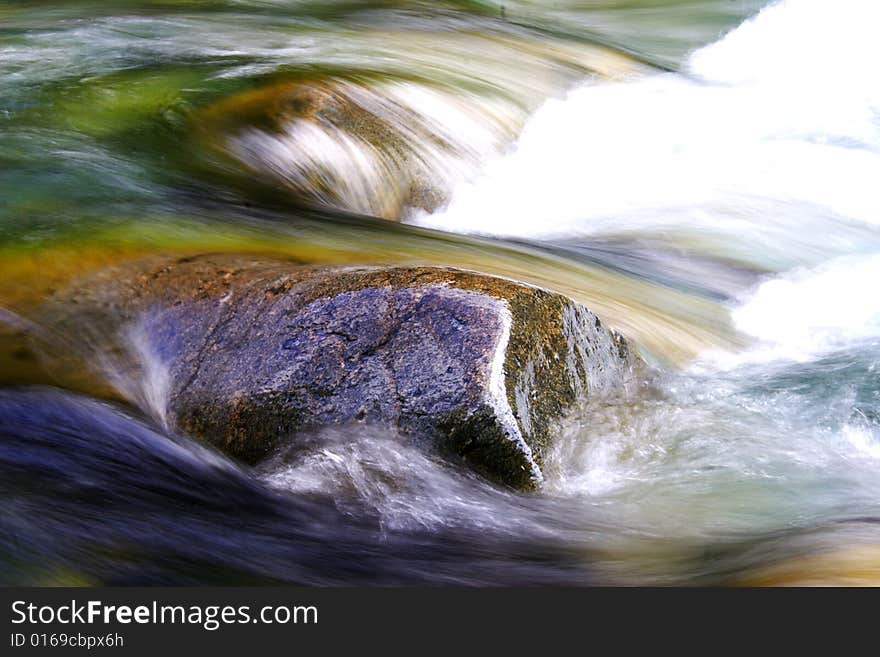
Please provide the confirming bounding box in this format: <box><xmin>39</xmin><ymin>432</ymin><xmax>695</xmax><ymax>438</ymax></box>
<box><xmin>45</xmin><ymin>254</ymin><xmax>641</xmax><ymax>489</ymax></box>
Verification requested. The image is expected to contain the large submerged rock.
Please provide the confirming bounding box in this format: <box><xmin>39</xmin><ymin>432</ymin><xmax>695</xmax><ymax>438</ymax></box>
<box><xmin>50</xmin><ymin>255</ymin><xmax>639</xmax><ymax>490</ymax></box>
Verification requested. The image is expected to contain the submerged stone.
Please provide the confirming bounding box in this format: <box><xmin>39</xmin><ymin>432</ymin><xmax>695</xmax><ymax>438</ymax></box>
<box><xmin>49</xmin><ymin>255</ymin><xmax>639</xmax><ymax>490</ymax></box>
<box><xmin>195</xmin><ymin>80</ymin><xmax>513</xmax><ymax>220</ymax></box>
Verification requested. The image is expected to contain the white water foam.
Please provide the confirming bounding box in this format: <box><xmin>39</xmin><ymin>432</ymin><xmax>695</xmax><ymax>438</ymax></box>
<box><xmin>411</xmin><ymin>0</ymin><xmax>880</xmax><ymax>367</ymax></box>
<box><xmin>411</xmin><ymin>0</ymin><xmax>880</xmax><ymax>243</ymax></box>
<box><xmin>227</xmin><ymin>80</ymin><xmax>521</xmax><ymax>219</ymax></box>
<box><xmin>94</xmin><ymin>320</ymin><xmax>173</xmax><ymax>431</ymax></box>
<box><xmin>728</xmin><ymin>254</ymin><xmax>880</xmax><ymax>363</ymax></box>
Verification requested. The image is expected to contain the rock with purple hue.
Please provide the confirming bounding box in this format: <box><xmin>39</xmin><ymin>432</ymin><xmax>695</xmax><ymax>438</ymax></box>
<box><xmin>49</xmin><ymin>255</ymin><xmax>640</xmax><ymax>490</ymax></box>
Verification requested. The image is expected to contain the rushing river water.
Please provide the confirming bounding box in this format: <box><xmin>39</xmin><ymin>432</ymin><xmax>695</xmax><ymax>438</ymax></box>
<box><xmin>3</xmin><ymin>0</ymin><xmax>880</xmax><ymax>585</ymax></box>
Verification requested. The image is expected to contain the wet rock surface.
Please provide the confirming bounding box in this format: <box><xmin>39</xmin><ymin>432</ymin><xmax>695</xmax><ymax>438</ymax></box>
<box><xmin>48</xmin><ymin>254</ymin><xmax>639</xmax><ymax>490</ymax></box>
<box><xmin>196</xmin><ymin>80</ymin><xmax>507</xmax><ymax>220</ymax></box>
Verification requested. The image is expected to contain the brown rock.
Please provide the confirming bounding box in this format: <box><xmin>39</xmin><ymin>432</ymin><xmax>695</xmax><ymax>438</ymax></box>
<box><xmin>48</xmin><ymin>254</ymin><xmax>640</xmax><ymax>490</ymax></box>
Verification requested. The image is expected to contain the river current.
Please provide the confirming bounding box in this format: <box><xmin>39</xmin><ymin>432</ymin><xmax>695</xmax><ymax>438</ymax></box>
<box><xmin>3</xmin><ymin>0</ymin><xmax>880</xmax><ymax>585</ymax></box>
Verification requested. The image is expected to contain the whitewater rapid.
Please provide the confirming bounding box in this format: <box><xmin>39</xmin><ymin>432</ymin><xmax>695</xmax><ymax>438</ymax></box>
<box><xmin>411</xmin><ymin>0</ymin><xmax>880</xmax><ymax>369</ymax></box>
<box><xmin>415</xmin><ymin>0</ymin><xmax>880</xmax><ymax>239</ymax></box>
<box><xmin>6</xmin><ymin>0</ymin><xmax>880</xmax><ymax>586</ymax></box>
